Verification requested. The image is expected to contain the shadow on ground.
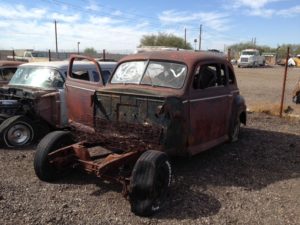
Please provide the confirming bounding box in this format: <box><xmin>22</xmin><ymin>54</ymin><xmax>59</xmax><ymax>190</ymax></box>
<box><xmin>155</xmin><ymin>127</ymin><xmax>299</xmax><ymax>219</ymax></box>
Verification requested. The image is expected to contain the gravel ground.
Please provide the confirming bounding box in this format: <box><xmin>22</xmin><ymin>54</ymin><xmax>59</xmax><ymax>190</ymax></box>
<box><xmin>235</xmin><ymin>66</ymin><xmax>300</xmax><ymax>115</ymax></box>
<box><xmin>0</xmin><ymin>66</ymin><xmax>300</xmax><ymax>225</ymax></box>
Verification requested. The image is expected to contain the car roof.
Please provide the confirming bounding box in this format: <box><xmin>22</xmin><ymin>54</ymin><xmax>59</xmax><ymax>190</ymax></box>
<box><xmin>19</xmin><ymin>60</ymin><xmax>116</xmax><ymax>70</ymax></box>
<box><xmin>119</xmin><ymin>51</ymin><xmax>228</xmax><ymax>67</ymax></box>
<box><xmin>0</xmin><ymin>60</ymin><xmax>24</xmax><ymax>67</ymax></box>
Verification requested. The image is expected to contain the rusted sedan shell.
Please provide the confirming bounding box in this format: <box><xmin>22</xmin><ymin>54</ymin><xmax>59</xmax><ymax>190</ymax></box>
<box><xmin>89</xmin><ymin>51</ymin><xmax>243</xmax><ymax>156</ymax></box>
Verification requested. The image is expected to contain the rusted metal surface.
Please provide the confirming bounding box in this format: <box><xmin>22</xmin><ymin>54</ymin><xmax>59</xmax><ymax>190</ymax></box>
<box><xmin>0</xmin><ymin>60</ymin><xmax>24</xmax><ymax>67</ymax></box>
<box><xmin>50</xmin><ymin>51</ymin><xmax>246</xmax><ymax>187</ymax></box>
<box><xmin>66</xmin><ymin>55</ymin><xmax>105</xmax><ymax>128</ymax></box>
<box><xmin>48</xmin><ymin>141</ymin><xmax>142</xmax><ymax>194</ymax></box>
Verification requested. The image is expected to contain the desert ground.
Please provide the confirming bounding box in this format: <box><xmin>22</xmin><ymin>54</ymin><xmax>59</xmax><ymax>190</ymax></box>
<box><xmin>0</xmin><ymin>66</ymin><xmax>299</xmax><ymax>225</ymax></box>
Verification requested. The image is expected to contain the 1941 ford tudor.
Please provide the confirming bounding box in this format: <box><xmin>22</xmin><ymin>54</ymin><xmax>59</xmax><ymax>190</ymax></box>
<box><xmin>34</xmin><ymin>51</ymin><xmax>246</xmax><ymax>216</ymax></box>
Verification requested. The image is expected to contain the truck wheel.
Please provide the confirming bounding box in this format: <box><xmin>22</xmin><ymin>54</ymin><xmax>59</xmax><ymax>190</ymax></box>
<box><xmin>34</xmin><ymin>131</ymin><xmax>74</xmax><ymax>182</ymax></box>
<box><xmin>0</xmin><ymin>116</ymin><xmax>34</xmax><ymax>147</ymax></box>
<box><xmin>229</xmin><ymin>115</ymin><xmax>241</xmax><ymax>142</ymax></box>
<box><xmin>129</xmin><ymin>150</ymin><xmax>172</xmax><ymax>217</ymax></box>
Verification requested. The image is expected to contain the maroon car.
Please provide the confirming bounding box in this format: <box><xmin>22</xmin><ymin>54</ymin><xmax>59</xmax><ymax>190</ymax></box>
<box><xmin>34</xmin><ymin>51</ymin><xmax>247</xmax><ymax>216</ymax></box>
<box><xmin>0</xmin><ymin>60</ymin><xmax>23</xmax><ymax>86</ymax></box>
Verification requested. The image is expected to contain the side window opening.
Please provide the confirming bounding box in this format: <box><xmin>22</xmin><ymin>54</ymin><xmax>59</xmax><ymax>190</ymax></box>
<box><xmin>228</xmin><ymin>67</ymin><xmax>235</xmax><ymax>84</ymax></box>
<box><xmin>0</xmin><ymin>69</ymin><xmax>3</xmax><ymax>81</ymax></box>
<box><xmin>71</xmin><ymin>70</ymin><xmax>90</xmax><ymax>81</ymax></box>
<box><xmin>101</xmin><ymin>70</ymin><xmax>111</xmax><ymax>84</ymax></box>
<box><xmin>2</xmin><ymin>68</ymin><xmax>17</xmax><ymax>81</ymax></box>
<box><xmin>219</xmin><ymin>64</ymin><xmax>227</xmax><ymax>86</ymax></box>
<box><xmin>193</xmin><ymin>64</ymin><xmax>218</xmax><ymax>89</ymax></box>
<box><xmin>92</xmin><ymin>70</ymin><xmax>100</xmax><ymax>82</ymax></box>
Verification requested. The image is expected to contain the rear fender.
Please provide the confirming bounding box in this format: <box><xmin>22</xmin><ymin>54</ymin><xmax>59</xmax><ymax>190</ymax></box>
<box><xmin>232</xmin><ymin>95</ymin><xmax>247</xmax><ymax>125</ymax></box>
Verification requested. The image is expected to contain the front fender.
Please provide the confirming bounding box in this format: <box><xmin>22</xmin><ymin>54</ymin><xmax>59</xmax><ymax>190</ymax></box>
<box><xmin>159</xmin><ymin>97</ymin><xmax>187</xmax><ymax>156</ymax></box>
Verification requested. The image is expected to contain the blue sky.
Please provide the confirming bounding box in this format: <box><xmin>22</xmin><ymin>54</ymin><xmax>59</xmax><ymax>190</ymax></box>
<box><xmin>0</xmin><ymin>0</ymin><xmax>300</xmax><ymax>53</ymax></box>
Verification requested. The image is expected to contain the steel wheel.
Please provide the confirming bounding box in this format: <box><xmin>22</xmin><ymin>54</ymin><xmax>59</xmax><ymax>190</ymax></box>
<box><xmin>6</xmin><ymin>123</ymin><xmax>32</xmax><ymax>146</ymax></box>
<box><xmin>0</xmin><ymin>116</ymin><xmax>34</xmax><ymax>147</ymax></box>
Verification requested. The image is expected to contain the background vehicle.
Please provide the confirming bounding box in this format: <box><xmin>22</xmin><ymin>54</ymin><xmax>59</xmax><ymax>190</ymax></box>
<box><xmin>34</xmin><ymin>52</ymin><xmax>247</xmax><ymax>216</ymax></box>
<box><xmin>238</xmin><ymin>49</ymin><xmax>265</xmax><ymax>67</ymax></box>
<box><xmin>7</xmin><ymin>50</ymin><xmax>50</xmax><ymax>62</ymax></box>
<box><xmin>0</xmin><ymin>59</ymin><xmax>116</xmax><ymax>147</ymax></box>
<box><xmin>0</xmin><ymin>60</ymin><xmax>23</xmax><ymax>86</ymax></box>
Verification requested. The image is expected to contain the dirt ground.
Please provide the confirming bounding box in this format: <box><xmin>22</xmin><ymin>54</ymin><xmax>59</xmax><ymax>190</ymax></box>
<box><xmin>235</xmin><ymin>66</ymin><xmax>300</xmax><ymax>116</ymax></box>
<box><xmin>0</xmin><ymin>67</ymin><xmax>300</xmax><ymax>225</ymax></box>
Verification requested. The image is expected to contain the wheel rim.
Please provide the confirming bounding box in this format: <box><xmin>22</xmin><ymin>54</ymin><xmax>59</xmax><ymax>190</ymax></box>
<box><xmin>6</xmin><ymin>123</ymin><xmax>32</xmax><ymax>146</ymax></box>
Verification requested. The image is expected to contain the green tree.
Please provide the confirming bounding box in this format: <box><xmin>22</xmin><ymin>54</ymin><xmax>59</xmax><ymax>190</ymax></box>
<box><xmin>227</xmin><ymin>42</ymin><xmax>300</xmax><ymax>59</ymax></box>
<box><xmin>140</xmin><ymin>33</ymin><xmax>193</xmax><ymax>50</ymax></box>
<box><xmin>84</xmin><ymin>47</ymin><xmax>97</xmax><ymax>56</ymax></box>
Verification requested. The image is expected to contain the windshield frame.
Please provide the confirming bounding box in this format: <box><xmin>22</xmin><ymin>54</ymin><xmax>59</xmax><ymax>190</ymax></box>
<box><xmin>110</xmin><ymin>59</ymin><xmax>188</xmax><ymax>89</ymax></box>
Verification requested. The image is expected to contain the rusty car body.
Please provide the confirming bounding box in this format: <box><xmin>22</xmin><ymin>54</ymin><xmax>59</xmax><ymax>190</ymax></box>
<box><xmin>0</xmin><ymin>60</ymin><xmax>24</xmax><ymax>86</ymax></box>
<box><xmin>34</xmin><ymin>51</ymin><xmax>247</xmax><ymax>216</ymax></box>
<box><xmin>0</xmin><ymin>59</ymin><xmax>116</xmax><ymax>147</ymax></box>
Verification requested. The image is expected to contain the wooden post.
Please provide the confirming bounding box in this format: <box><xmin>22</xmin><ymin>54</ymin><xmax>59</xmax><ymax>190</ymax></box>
<box><xmin>103</xmin><ymin>49</ymin><xmax>106</xmax><ymax>61</ymax></box>
<box><xmin>279</xmin><ymin>47</ymin><xmax>290</xmax><ymax>117</ymax></box>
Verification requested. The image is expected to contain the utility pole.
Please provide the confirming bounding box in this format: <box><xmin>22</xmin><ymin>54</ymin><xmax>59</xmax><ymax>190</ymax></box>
<box><xmin>199</xmin><ymin>24</ymin><xmax>202</xmax><ymax>51</ymax></box>
<box><xmin>184</xmin><ymin>28</ymin><xmax>187</xmax><ymax>48</ymax></box>
<box><xmin>54</xmin><ymin>20</ymin><xmax>58</xmax><ymax>55</ymax></box>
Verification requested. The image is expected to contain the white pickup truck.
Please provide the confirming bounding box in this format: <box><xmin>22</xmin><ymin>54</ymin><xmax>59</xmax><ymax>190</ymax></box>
<box><xmin>237</xmin><ymin>49</ymin><xmax>265</xmax><ymax>67</ymax></box>
<box><xmin>7</xmin><ymin>50</ymin><xmax>50</xmax><ymax>62</ymax></box>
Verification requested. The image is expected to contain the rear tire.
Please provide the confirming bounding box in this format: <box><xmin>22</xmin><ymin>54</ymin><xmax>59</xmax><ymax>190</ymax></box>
<box><xmin>34</xmin><ymin>131</ymin><xmax>74</xmax><ymax>182</ymax></box>
<box><xmin>129</xmin><ymin>150</ymin><xmax>172</xmax><ymax>217</ymax></box>
<box><xmin>0</xmin><ymin>115</ymin><xmax>34</xmax><ymax>147</ymax></box>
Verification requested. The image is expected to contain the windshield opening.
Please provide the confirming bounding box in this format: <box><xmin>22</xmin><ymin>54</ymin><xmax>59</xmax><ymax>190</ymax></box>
<box><xmin>9</xmin><ymin>67</ymin><xmax>65</xmax><ymax>89</ymax></box>
<box><xmin>111</xmin><ymin>60</ymin><xmax>187</xmax><ymax>89</ymax></box>
<box><xmin>241</xmin><ymin>51</ymin><xmax>255</xmax><ymax>56</ymax></box>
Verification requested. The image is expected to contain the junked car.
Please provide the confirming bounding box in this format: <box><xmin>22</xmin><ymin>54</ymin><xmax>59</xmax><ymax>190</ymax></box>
<box><xmin>0</xmin><ymin>60</ymin><xmax>24</xmax><ymax>86</ymax></box>
<box><xmin>0</xmin><ymin>58</ymin><xmax>116</xmax><ymax>147</ymax></box>
<box><xmin>34</xmin><ymin>51</ymin><xmax>247</xmax><ymax>216</ymax></box>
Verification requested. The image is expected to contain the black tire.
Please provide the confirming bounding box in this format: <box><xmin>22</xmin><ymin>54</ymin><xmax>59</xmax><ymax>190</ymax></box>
<box><xmin>34</xmin><ymin>131</ymin><xmax>74</xmax><ymax>182</ymax></box>
<box><xmin>129</xmin><ymin>150</ymin><xmax>172</xmax><ymax>217</ymax></box>
<box><xmin>0</xmin><ymin>115</ymin><xmax>34</xmax><ymax>147</ymax></box>
<box><xmin>229</xmin><ymin>115</ymin><xmax>241</xmax><ymax>142</ymax></box>
<box><xmin>0</xmin><ymin>114</ymin><xmax>10</xmax><ymax>124</ymax></box>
